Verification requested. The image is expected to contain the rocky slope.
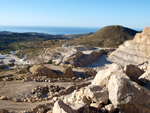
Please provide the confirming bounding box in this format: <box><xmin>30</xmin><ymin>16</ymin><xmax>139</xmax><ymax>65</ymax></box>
<box><xmin>108</xmin><ymin>27</ymin><xmax>150</xmax><ymax>65</ymax></box>
<box><xmin>68</xmin><ymin>25</ymin><xmax>138</xmax><ymax>47</ymax></box>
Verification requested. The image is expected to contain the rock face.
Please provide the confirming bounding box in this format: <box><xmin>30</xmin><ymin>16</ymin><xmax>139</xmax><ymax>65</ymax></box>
<box><xmin>63</xmin><ymin>49</ymin><xmax>115</xmax><ymax>67</ymax></box>
<box><xmin>108</xmin><ymin>27</ymin><xmax>150</xmax><ymax>65</ymax></box>
<box><xmin>108</xmin><ymin>75</ymin><xmax>150</xmax><ymax>113</ymax></box>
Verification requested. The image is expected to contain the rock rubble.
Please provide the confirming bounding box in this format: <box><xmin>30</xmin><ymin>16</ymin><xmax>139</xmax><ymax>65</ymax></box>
<box><xmin>52</xmin><ymin>62</ymin><xmax>150</xmax><ymax>113</ymax></box>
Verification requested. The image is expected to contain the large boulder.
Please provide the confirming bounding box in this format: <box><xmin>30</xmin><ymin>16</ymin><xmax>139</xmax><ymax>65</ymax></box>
<box><xmin>29</xmin><ymin>65</ymin><xmax>57</xmax><ymax>78</ymax></box>
<box><xmin>91</xmin><ymin>63</ymin><xmax>129</xmax><ymax>87</ymax></box>
<box><xmin>53</xmin><ymin>100</ymin><xmax>75</xmax><ymax>113</ymax></box>
<box><xmin>62</xmin><ymin>66</ymin><xmax>76</xmax><ymax>78</ymax></box>
<box><xmin>108</xmin><ymin>75</ymin><xmax>150</xmax><ymax>113</ymax></box>
<box><xmin>139</xmin><ymin>70</ymin><xmax>150</xmax><ymax>87</ymax></box>
<box><xmin>124</xmin><ymin>64</ymin><xmax>144</xmax><ymax>84</ymax></box>
<box><xmin>71</xmin><ymin>102</ymin><xmax>89</xmax><ymax>113</ymax></box>
<box><xmin>84</xmin><ymin>85</ymin><xmax>108</xmax><ymax>104</ymax></box>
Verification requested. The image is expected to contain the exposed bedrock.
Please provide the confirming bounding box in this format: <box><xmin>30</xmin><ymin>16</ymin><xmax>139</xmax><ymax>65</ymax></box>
<box><xmin>108</xmin><ymin>27</ymin><xmax>150</xmax><ymax>65</ymax></box>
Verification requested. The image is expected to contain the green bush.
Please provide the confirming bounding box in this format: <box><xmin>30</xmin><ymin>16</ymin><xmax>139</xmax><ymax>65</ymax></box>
<box><xmin>47</xmin><ymin>59</ymin><xmax>52</xmax><ymax>64</ymax></box>
<box><xmin>0</xmin><ymin>67</ymin><xmax>3</xmax><ymax>69</ymax></box>
<box><xmin>8</xmin><ymin>62</ymin><xmax>14</xmax><ymax>66</ymax></box>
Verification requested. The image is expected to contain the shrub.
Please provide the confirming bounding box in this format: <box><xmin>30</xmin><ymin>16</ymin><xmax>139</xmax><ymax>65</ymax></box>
<box><xmin>8</xmin><ymin>62</ymin><xmax>14</xmax><ymax>66</ymax></box>
<box><xmin>47</xmin><ymin>59</ymin><xmax>52</xmax><ymax>64</ymax></box>
<box><xmin>0</xmin><ymin>67</ymin><xmax>3</xmax><ymax>69</ymax></box>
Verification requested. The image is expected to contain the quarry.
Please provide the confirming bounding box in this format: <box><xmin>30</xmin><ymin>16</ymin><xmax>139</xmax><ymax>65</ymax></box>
<box><xmin>0</xmin><ymin>27</ymin><xmax>150</xmax><ymax>113</ymax></box>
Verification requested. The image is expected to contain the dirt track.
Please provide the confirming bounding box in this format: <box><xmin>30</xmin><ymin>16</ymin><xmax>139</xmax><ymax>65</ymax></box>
<box><xmin>0</xmin><ymin>80</ymin><xmax>75</xmax><ymax>112</ymax></box>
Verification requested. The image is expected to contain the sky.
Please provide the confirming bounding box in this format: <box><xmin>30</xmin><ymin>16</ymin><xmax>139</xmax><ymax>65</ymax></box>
<box><xmin>0</xmin><ymin>0</ymin><xmax>150</xmax><ymax>29</ymax></box>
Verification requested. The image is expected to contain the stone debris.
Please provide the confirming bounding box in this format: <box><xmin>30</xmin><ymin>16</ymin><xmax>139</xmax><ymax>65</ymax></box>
<box><xmin>0</xmin><ymin>84</ymin><xmax>65</xmax><ymax>102</ymax></box>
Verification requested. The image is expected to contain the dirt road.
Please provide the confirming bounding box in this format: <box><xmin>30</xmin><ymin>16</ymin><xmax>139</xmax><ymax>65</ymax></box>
<box><xmin>0</xmin><ymin>80</ymin><xmax>75</xmax><ymax>112</ymax></box>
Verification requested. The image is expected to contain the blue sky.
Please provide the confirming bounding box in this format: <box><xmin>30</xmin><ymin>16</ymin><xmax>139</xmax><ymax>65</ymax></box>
<box><xmin>0</xmin><ymin>0</ymin><xmax>149</xmax><ymax>29</ymax></box>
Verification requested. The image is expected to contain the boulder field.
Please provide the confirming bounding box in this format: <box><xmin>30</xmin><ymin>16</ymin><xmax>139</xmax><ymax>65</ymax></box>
<box><xmin>52</xmin><ymin>63</ymin><xmax>150</xmax><ymax>113</ymax></box>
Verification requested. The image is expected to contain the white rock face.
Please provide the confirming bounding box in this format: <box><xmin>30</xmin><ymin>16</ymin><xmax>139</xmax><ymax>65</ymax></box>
<box><xmin>108</xmin><ymin>27</ymin><xmax>150</xmax><ymax>65</ymax></box>
<box><xmin>84</xmin><ymin>85</ymin><xmax>108</xmax><ymax>104</ymax></box>
<box><xmin>108</xmin><ymin>75</ymin><xmax>150</xmax><ymax>113</ymax></box>
<box><xmin>139</xmin><ymin>70</ymin><xmax>150</xmax><ymax>87</ymax></box>
<box><xmin>92</xmin><ymin>63</ymin><xmax>129</xmax><ymax>87</ymax></box>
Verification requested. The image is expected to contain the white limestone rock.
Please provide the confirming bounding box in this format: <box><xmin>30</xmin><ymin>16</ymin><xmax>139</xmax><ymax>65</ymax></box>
<box><xmin>53</xmin><ymin>100</ymin><xmax>75</xmax><ymax>113</ymax></box>
<box><xmin>92</xmin><ymin>63</ymin><xmax>129</xmax><ymax>87</ymax></box>
<box><xmin>108</xmin><ymin>75</ymin><xmax>150</xmax><ymax>113</ymax></box>
<box><xmin>84</xmin><ymin>85</ymin><xmax>108</xmax><ymax>104</ymax></box>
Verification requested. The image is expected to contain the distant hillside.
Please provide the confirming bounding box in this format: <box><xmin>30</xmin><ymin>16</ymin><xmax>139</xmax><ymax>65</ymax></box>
<box><xmin>68</xmin><ymin>25</ymin><xmax>139</xmax><ymax>47</ymax></box>
<box><xmin>0</xmin><ymin>31</ymin><xmax>92</xmax><ymax>51</ymax></box>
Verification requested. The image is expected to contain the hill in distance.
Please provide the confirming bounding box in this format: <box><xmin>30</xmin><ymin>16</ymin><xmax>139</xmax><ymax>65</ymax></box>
<box><xmin>68</xmin><ymin>25</ymin><xmax>139</xmax><ymax>48</ymax></box>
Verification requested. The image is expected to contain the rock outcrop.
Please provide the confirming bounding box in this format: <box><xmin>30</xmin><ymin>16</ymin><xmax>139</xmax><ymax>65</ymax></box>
<box><xmin>108</xmin><ymin>27</ymin><xmax>150</xmax><ymax>65</ymax></box>
<box><xmin>62</xmin><ymin>49</ymin><xmax>115</xmax><ymax>67</ymax></box>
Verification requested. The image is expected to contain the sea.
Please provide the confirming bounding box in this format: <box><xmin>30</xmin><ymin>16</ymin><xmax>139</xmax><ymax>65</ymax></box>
<box><xmin>0</xmin><ymin>26</ymin><xmax>100</xmax><ymax>35</ymax></box>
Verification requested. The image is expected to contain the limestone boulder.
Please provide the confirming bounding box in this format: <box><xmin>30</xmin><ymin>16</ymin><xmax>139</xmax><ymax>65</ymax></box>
<box><xmin>92</xmin><ymin>63</ymin><xmax>129</xmax><ymax>87</ymax></box>
<box><xmin>124</xmin><ymin>64</ymin><xmax>144</xmax><ymax>84</ymax></box>
<box><xmin>139</xmin><ymin>70</ymin><xmax>150</xmax><ymax>87</ymax></box>
<box><xmin>108</xmin><ymin>75</ymin><xmax>150</xmax><ymax>113</ymax></box>
<box><xmin>84</xmin><ymin>85</ymin><xmax>108</xmax><ymax>104</ymax></box>
<box><xmin>53</xmin><ymin>100</ymin><xmax>75</xmax><ymax>113</ymax></box>
<box><xmin>71</xmin><ymin>101</ymin><xmax>89</xmax><ymax>113</ymax></box>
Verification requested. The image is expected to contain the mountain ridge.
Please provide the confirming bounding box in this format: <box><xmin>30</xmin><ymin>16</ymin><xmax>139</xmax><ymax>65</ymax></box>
<box><xmin>68</xmin><ymin>25</ymin><xmax>139</xmax><ymax>47</ymax></box>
